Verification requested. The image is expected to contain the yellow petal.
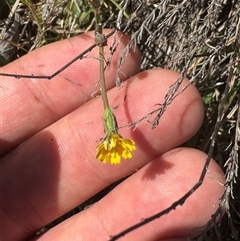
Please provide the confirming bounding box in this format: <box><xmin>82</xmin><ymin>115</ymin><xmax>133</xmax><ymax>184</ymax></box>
<box><xmin>96</xmin><ymin>132</ymin><xmax>136</xmax><ymax>164</ymax></box>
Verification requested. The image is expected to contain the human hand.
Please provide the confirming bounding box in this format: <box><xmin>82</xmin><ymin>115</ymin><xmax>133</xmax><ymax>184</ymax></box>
<box><xmin>0</xmin><ymin>30</ymin><xmax>225</xmax><ymax>241</ymax></box>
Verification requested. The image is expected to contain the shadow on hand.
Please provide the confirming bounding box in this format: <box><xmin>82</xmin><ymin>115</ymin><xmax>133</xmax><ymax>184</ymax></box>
<box><xmin>1</xmin><ymin>131</ymin><xmax>63</xmax><ymax>240</ymax></box>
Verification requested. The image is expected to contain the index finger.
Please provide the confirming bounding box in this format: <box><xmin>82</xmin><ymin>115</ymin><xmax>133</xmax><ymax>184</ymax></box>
<box><xmin>0</xmin><ymin>29</ymin><xmax>141</xmax><ymax>155</ymax></box>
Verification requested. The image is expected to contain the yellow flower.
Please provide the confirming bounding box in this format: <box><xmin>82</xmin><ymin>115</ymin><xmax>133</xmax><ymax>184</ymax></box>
<box><xmin>96</xmin><ymin>132</ymin><xmax>136</xmax><ymax>164</ymax></box>
<box><xmin>96</xmin><ymin>108</ymin><xmax>136</xmax><ymax>164</ymax></box>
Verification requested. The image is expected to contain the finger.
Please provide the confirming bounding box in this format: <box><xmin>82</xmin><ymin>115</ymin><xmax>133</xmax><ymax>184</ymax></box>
<box><xmin>1</xmin><ymin>29</ymin><xmax>141</xmax><ymax>154</ymax></box>
<box><xmin>1</xmin><ymin>69</ymin><xmax>204</xmax><ymax>241</ymax></box>
<box><xmin>33</xmin><ymin>148</ymin><xmax>225</xmax><ymax>241</ymax></box>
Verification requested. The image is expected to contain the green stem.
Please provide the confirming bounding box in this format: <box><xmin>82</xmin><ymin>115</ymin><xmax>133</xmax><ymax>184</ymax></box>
<box><xmin>99</xmin><ymin>44</ymin><xmax>110</xmax><ymax>109</ymax></box>
<box><xmin>93</xmin><ymin>3</ymin><xmax>110</xmax><ymax>110</ymax></box>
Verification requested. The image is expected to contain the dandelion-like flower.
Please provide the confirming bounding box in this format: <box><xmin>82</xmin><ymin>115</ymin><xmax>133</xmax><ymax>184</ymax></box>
<box><xmin>96</xmin><ymin>132</ymin><xmax>136</xmax><ymax>164</ymax></box>
<box><xmin>96</xmin><ymin>107</ymin><xmax>135</xmax><ymax>164</ymax></box>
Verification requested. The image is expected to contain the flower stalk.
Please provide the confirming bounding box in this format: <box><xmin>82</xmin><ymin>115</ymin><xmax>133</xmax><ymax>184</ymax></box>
<box><xmin>88</xmin><ymin>0</ymin><xmax>136</xmax><ymax>164</ymax></box>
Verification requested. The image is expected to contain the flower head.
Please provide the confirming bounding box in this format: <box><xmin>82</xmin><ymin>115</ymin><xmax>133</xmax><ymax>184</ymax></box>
<box><xmin>96</xmin><ymin>132</ymin><xmax>136</xmax><ymax>164</ymax></box>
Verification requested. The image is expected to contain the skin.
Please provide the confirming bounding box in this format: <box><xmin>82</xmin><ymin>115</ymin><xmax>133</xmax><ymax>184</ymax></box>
<box><xmin>0</xmin><ymin>30</ymin><xmax>225</xmax><ymax>241</ymax></box>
